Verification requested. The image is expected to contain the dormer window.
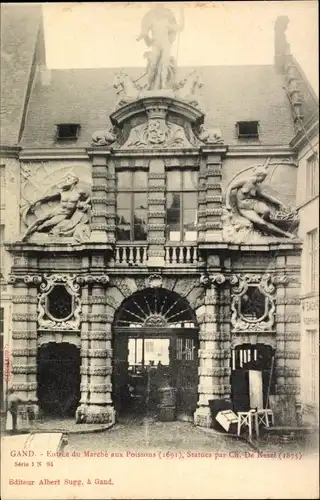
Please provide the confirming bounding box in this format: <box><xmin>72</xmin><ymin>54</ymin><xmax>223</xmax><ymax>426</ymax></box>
<box><xmin>237</xmin><ymin>121</ymin><xmax>259</xmax><ymax>139</ymax></box>
<box><xmin>56</xmin><ymin>123</ymin><xmax>80</xmax><ymax>140</ymax></box>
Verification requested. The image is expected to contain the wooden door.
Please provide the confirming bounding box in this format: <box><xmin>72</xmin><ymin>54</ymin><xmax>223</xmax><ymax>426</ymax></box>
<box><xmin>112</xmin><ymin>333</ymin><xmax>129</xmax><ymax>413</ymax></box>
<box><xmin>174</xmin><ymin>333</ymin><xmax>198</xmax><ymax>420</ymax></box>
<box><xmin>231</xmin><ymin>370</ymin><xmax>250</xmax><ymax>412</ymax></box>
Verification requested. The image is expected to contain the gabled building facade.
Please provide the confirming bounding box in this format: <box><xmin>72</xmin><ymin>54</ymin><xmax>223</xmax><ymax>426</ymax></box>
<box><xmin>0</xmin><ymin>5</ymin><xmax>317</xmax><ymax>427</ymax></box>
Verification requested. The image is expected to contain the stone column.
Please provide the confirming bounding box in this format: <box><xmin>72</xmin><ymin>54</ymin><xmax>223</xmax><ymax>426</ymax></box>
<box><xmin>194</xmin><ymin>274</ymin><xmax>226</xmax><ymax>427</ymax></box>
<box><xmin>10</xmin><ymin>274</ymin><xmax>41</xmax><ymax>418</ymax></box>
<box><xmin>78</xmin><ymin>272</ymin><xmax>115</xmax><ymax>424</ymax></box>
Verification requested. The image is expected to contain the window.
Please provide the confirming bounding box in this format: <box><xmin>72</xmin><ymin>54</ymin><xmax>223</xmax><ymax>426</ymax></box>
<box><xmin>0</xmin><ymin>225</ymin><xmax>4</xmax><ymax>274</ymax></box>
<box><xmin>306</xmin><ymin>153</ymin><xmax>319</xmax><ymax>198</ymax></box>
<box><xmin>176</xmin><ymin>337</ymin><xmax>196</xmax><ymax>361</ymax></box>
<box><xmin>307</xmin><ymin>229</ymin><xmax>319</xmax><ymax>293</ymax></box>
<box><xmin>0</xmin><ymin>165</ymin><xmax>5</xmax><ymax>207</ymax></box>
<box><xmin>46</xmin><ymin>285</ymin><xmax>73</xmax><ymax>321</ymax></box>
<box><xmin>116</xmin><ymin>171</ymin><xmax>148</xmax><ymax>241</ymax></box>
<box><xmin>0</xmin><ymin>307</ymin><xmax>3</xmax><ymax>334</ymax></box>
<box><xmin>128</xmin><ymin>338</ymin><xmax>170</xmax><ymax>369</ymax></box>
<box><xmin>56</xmin><ymin>124</ymin><xmax>80</xmax><ymax>140</ymax></box>
<box><xmin>240</xmin><ymin>286</ymin><xmax>267</xmax><ymax>321</ymax></box>
<box><xmin>166</xmin><ymin>170</ymin><xmax>198</xmax><ymax>241</ymax></box>
<box><xmin>307</xmin><ymin>330</ymin><xmax>318</xmax><ymax>404</ymax></box>
<box><xmin>237</xmin><ymin>121</ymin><xmax>259</xmax><ymax>139</ymax></box>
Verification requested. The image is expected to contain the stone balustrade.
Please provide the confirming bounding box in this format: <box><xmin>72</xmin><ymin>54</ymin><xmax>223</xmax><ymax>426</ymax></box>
<box><xmin>165</xmin><ymin>244</ymin><xmax>199</xmax><ymax>265</ymax></box>
<box><xmin>114</xmin><ymin>244</ymin><xmax>148</xmax><ymax>266</ymax></box>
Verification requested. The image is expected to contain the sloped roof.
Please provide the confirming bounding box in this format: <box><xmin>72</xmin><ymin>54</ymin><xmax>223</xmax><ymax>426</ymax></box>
<box><xmin>0</xmin><ymin>4</ymin><xmax>42</xmax><ymax>145</ymax></box>
<box><xmin>20</xmin><ymin>64</ymin><xmax>296</xmax><ymax>147</ymax></box>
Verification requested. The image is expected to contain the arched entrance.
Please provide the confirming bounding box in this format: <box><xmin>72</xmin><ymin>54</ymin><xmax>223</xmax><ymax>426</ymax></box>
<box><xmin>112</xmin><ymin>288</ymin><xmax>198</xmax><ymax>421</ymax></box>
<box><xmin>37</xmin><ymin>342</ymin><xmax>81</xmax><ymax>417</ymax></box>
<box><xmin>231</xmin><ymin>343</ymin><xmax>276</xmax><ymax>411</ymax></box>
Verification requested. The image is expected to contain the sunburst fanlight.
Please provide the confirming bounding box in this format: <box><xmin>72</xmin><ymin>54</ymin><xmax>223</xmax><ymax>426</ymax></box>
<box><xmin>115</xmin><ymin>288</ymin><xmax>196</xmax><ymax>328</ymax></box>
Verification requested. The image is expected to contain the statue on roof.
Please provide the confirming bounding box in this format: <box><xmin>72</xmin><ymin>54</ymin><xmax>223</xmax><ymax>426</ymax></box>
<box><xmin>137</xmin><ymin>3</ymin><xmax>184</xmax><ymax>90</ymax></box>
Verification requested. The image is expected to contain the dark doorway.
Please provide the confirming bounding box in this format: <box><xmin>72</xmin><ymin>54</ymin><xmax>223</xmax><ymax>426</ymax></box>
<box><xmin>112</xmin><ymin>288</ymin><xmax>199</xmax><ymax>421</ymax></box>
<box><xmin>37</xmin><ymin>342</ymin><xmax>80</xmax><ymax>417</ymax></box>
<box><xmin>231</xmin><ymin>343</ymin><xmax>276</xmax><ymax>412</ymax></box>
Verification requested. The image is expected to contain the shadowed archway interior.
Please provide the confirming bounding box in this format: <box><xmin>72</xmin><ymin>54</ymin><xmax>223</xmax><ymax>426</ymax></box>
<box><xmin>113</xmin><ymin>288</ymin><xmax>198</xmax><ymax>421</ymax></box>
<box><xmin>37</xmin><ymin>342</ymin><xmax>81</xmax><ymax>417</ymax></box>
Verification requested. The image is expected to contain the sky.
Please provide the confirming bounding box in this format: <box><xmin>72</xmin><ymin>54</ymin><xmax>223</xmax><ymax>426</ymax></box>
<box><xmin>42</xmin><ymin>1</ymin><xmax>318</xmax><ymax>93</ymax></box>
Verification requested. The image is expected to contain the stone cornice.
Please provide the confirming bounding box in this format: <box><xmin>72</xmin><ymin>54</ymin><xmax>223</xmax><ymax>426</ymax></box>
<box><xmin>226</xmin><ymin>145</ymin><xmax>295</xmax><ymax>157</ymax></box>
<box><xmin>290</xmin><ymin>115</ymin><xmax>319</xmax><ymax>150</ymax></box>
<box><xmin>110</xmin><ymin>96</ymin><xmax>205</xmax><ymax>127</ymax></box>
<box><xmin>18</xmin><ymin>148</ymin><xmax>89</xmax><ymax>161</ymax></box>
<box><xmin>0</xmin><ymin>146</ymin><xmax>21</xmax><ymax>158</ymax></box>
<box><xmin>5</xmin><ymin>242</ymin><xmax>113</xmax><ymax>253</ymax></box>
<box><xmin>198</xmin><ymin>241</ymin><xmax>302</xmax><ymax>251</ymax></box>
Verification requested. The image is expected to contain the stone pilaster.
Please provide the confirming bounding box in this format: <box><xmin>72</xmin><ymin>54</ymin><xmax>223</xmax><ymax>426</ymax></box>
<box><xmin>147</xmin><ymin>159</ymin><xmax>166</xmax><ymax>267</ymax></box>
<box><xmin>91</xmin><ymin>155</ymin><xmax>108</xmax><ymax>243</ymax></box>
<box><xmin>10</xmin><ymin>275</ymin><xmax>41</xmax><ymax>418</ymax></box>
<box><xmin>197</xmin><ymin>157</ymin><xmax>207</xmax><ymax>243</ymax></box>
<box><xmin>194</xmin><ymin>274</ymin><xmax>226</xmax><ymax>427</ymax></box>
<box><xmin>203</xmin><ymin>151</ymin><xmax>224</xmax><ymax>243</ymax></box>
<box><xmin>78</xmin><ymin>271</ymin><xmax>115</xmax><ymax>424</ymax></box>
<box><xmin>78</xmin><ymin>285</ymin><xmax>90</xmax><ymax>411</ymax></box>
<box><xmin>106</xmin><ymin>159</ymin><xmax>116</xmax><ymax>246</ymax></box>
<box><xmin>274</xmin><ymin>256</ymin><xmax>301</xmax><ymax>425</ymax></box>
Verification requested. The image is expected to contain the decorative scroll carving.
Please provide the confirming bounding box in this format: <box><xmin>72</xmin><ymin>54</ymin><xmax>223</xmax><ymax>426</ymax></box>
<box><xmin>8</xmin><ymin>275</ymin><xmax>43</xmax><ymax>285</ymax></box>
<box><xmin>37</xmin><ymin>274</ymin><xmax>81</xmax><ymax>331</ymax></box>
<box><xmin>75</xmin><ymin>275</ymin><xmax>110</xmax><ymax>286</ymax></box>
<box><xmin>222</xmin><ymin>159</ymin><xmax>299</xmax><ymax>243</ymax></box>
<box><xmin>200</xmin><ymin>274</ymin><xmax>226</xmax><ymax>288</ymax></box>
<box><xmin>229</xmin><ymin>274</ymin><xmax>277</xmax><ymax>333</ymax></box>
<box><xmin>21</xmin><ymin>174</ymin><xmax>91</xmax><ymax>243</ymax></box>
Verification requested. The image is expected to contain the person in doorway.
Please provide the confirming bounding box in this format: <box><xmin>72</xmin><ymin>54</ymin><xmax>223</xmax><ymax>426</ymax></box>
<box><xmin>7</xmin><ymin>388</ymin><xmax>21</xmax><ymax>434</ymax></box>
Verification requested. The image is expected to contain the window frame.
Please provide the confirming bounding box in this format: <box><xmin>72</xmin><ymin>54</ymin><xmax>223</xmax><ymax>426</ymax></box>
<box><xmin>236</xmin><ymin>121</ymin><xmax>260</xmax><ymax>139</ymax></box>
<box><xmin>307</xmin><ymin>229</ymin><xmax>319</xmax><ymax>293</ymax></box>
<box><xmin>116</xmin><ymin>170</ymin><xmax>148</xmax><ymax>242</ymax></box>
<box><xmin>56</xmin><ymin>123</ymin><xmax>80</xmax><ymax>141</ymax></box>
<box><xmin>306</xmin><ymin>153</ymin><xmax>319</xmax><ymax>199</ymax></box>
<box><xmin>307</xmin><ymin>329</ymin><xmax>318</xmax><ymax>404</ymax></box>
<box><xmin>166</xmin><ymin>170</ymin><xmax>198</xmax><ymax>242</ymax></box>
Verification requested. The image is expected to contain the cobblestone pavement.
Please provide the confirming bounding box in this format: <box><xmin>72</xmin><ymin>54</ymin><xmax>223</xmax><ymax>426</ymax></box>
<box><xmin>66</xmin><ymin>417</ymin><xmax>251</xmax><ymax>453</ymax></box>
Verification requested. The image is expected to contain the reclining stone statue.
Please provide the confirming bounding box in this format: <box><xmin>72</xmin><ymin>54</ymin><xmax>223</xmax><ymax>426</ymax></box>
<box><xmin>21</xmin><ymin>175</ymin><xmax>91</xmax><ymax>242</ymax></box>
<box><xmin>224</xmin><ymin>160</ymin><xmax>297</xmax><ymax>240</ymax></box>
